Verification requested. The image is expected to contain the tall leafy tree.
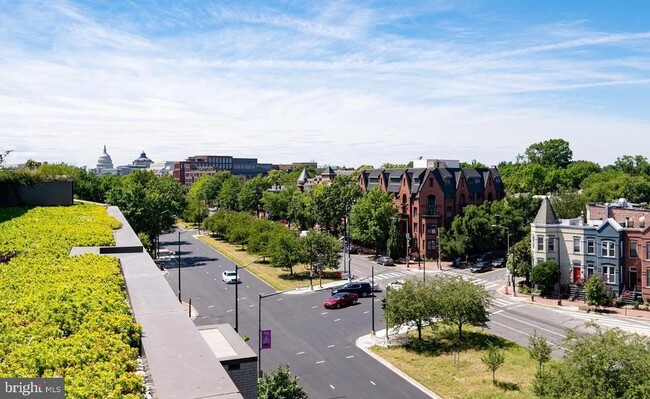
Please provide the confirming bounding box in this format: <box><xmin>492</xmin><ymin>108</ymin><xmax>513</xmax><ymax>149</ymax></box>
<box><xmin>386</xmin><ymin>218</ymin><xmax>400</xmax><ymax>260</ymax></box>
<box><xmin>384</xmin><ymin>279</ymin><xmax>436</xmax><ymax>342</ymax></box>
<box><xmin>524</xmin><ymin>138</ymin><xmax>573</xmax><ymax>168</ymax></box>
<box><xmin>302</xmin><ymin>229</ymin><xmax>341</xmax><ymax>274</ymax></box>
<box><xmin>314</xmin><ymin>175</ymin><xmax>363</xmax><ymax>236</ymax></box>
<box><xmin>269</xmin><ymin>229</ymin><xmax>304</xmax><ymax>275</ymax></box>
<box><xmin>350</xmin><ymin>188</ymin><xmax>397</xmax><ymax>253</ymax></box>
<box><xmin>262</xmin><ymin>188</ymin><xmax>295</xmax><ymax>221</ymax></box>
<box><xmin>507</xmin><ymin>236</ymin><xmax>533</xmax><ymax>286</ymax></box>
<box><xmin>258</xmin><ymin>364</ymin><xmax>308</xmax><ymax>399</ymax></box>
<box><xmin>287</xmin><ymin>190</ymin><xmax>315</xmax><ymax>230</ymax></box>
<box><xmin>105</xmin><ymin>170</ymin><xmax>186</xmax><ymax>245</ymax></box>
<box><xmin>238</xmin><ymin>175</ymin><xmax>271</xmax><ymax>214</ymax></box>
<box><xmin>218</xmin><ymin>175</ymin><xmax>243</xmax><ymax>210</ymax></box>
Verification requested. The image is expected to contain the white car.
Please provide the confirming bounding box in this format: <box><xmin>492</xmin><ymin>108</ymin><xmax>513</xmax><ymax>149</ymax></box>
<box><xmin>387</xmin><ymin>279</ymin><xmax>405</xmax><ymax>291</ymax></box>
<box><xmin>222</xmin><ymin>270</ymin><xmax>240</xmax><ymax>284</ymax></box>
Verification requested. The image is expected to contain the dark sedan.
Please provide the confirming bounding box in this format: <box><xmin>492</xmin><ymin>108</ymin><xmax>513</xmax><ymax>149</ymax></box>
<box><xmin>324</xmin><ymin>292</ymin><xmax>358</xmax><ymax>309</ymax></box>
<box><xmin>376</xmin><ymin>256</ymin><xmax>395</xmax><ymax>266</ymax></box>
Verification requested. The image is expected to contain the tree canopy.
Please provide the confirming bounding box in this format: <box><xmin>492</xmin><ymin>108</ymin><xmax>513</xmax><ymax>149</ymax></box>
<box><xmin>350</xmin><ymin>188</ymin><xmax>397</xmax><ymax>252</ymax></box>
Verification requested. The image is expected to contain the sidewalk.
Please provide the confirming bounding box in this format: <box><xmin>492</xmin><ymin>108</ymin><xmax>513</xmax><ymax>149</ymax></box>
<box><xmin>496</xmin><ymin>285</ymin><xmax>650</xmax><ymax>321</ymax></box>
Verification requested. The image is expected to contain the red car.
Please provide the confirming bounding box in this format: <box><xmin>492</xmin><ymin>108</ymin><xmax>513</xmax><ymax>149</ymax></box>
<box><xmin>323</xmin><ymin>292</ymin><xmax>358</xmax><ymax>309</ymax></box>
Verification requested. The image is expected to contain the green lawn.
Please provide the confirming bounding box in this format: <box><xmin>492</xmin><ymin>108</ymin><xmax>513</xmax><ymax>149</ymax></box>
<box><xmin>197</xmin><ymin>235</ymin><xmax>340</xmax><ymax>291</ymax></box>
<box><xmin>372</xmin><ymin>325</ymin><xmax>547</xmax><ymax>399</ymax></box>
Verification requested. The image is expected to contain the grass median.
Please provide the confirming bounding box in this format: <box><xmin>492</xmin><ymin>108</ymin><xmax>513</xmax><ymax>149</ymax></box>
<box><xmin>197</xmin><ymin>235</ymin><xmax>341</xmax><ymax>291</ymax></box>
<box><xmin>372</xmin><ymin>325</ymin><xmax>547</xmax><ymax>399</ymax></box>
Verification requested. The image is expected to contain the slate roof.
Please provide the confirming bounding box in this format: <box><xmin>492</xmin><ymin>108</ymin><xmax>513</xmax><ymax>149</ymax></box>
<box><xmin>533</xmin><ymin>197</ymin><xmax>560</xmax><ymax>225</ymax></box>
<box><xmin>461</xmin><ymin>168</ymin><xmax>485</xmax><ymax>193</ymax></box>
<box><xmin>385</xmin><ymin>168</ymin><xmax>407</xmax><ymax>193</ymax></box>
<box><xmin>297</xmin><ymin>168</ymin><xmax>310</xmax><ymax>185</ymax></box>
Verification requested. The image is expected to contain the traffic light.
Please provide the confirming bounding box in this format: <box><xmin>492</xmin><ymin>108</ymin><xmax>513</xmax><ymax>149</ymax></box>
<box><xmin>381</xmin><ymin>298</ymin><xmax>387</xmax><ymax>309</ymax></box>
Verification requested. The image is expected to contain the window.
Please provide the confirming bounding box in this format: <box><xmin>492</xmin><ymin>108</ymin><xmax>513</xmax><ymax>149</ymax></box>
<box><xmin>389</xmin><ymin>177</ymin><xmax>400</xmax><ymax>184</ymax></box>
<box><xmin>469</xmin><ymin>192</ymin><xmax>475</xmax><ymax>200</ymax></box>
<box><xmin>413</xmin><ymin>223</ymin><xmax>417</xmax><ymax>236</ymax></box>
<box><xmin>426</xmin><ymin>240</ymin><xmax>436</xmax><ymax>250</ymax></box>
<box><xmin>587</xmin><ymin>263</ymin><xmax>594</xmax><ymax>279</ymax></box>
<box><xmin>587</xmin><ymin>238</ymin><xmax>595</xmax><ymax>255</ymax></box>
<box><xmin>369</xmin><ymin>177</ymin><xmax>378</xmax><ymax>184</ymax></box>
<box><xmin>426</xmin><ymin>225</ymin><xmax>436</xmax><ymax>235</ymax></box>
<box><xmin>536</xmin><ymin>236</ymin><xmax>544</xmax><ymax>251</ymax></box>
<box><xmin>536</xmin><ymin>258</ymin><xmax>544</xmax><ymax>265</ymax></box>
<box><xmin>601</xmin><ymin>241</ymin><xmax>615</xmax><ymax>257</ymax></box>
<box><xmin>426</xmin><ymin>195</ymin><xmax>437</xmax><ymax>215</ymax></box>
<box><xmin>647</xmin><ymin>242</ymin><xmax>650</xmax><ymax>260</ymax></box>
<box><xmin>446</xmin><ymin>206</ymin><xmax>452</xmax><ymax>217</ymax></box>
<box><xmin>630</xmin><ymin>241</ymin><xmax>638</xmax><ymax>258</ymax></box>
<box><xmin>603</xmin><ymin>265</ymin><xmax>615</xmax><ymax>284</ymax></box>
<box><xmin>547</xmin><ymin>237</ymin><xmax>555</xmax><ymax>252</ymax></box>
<box><xmin>573</xmin><ymin>237</ymin><xmax>580</xmax><ymax>253</ymax></box>
<box><xmin>647</xmin><ymin>270</ymin><xmax>650</xmax><ymax>287</ymax></box>
<box><xmin>413</xmin><ymin>207</ymin><xmax>418</xmax><ymax>218</ymax></box>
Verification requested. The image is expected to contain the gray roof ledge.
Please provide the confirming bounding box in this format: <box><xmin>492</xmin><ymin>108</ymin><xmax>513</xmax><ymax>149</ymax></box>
<box><xmin>72</xmin><ymin>206</ymin><xmax>244</xmax><ymax>399</ymax></box>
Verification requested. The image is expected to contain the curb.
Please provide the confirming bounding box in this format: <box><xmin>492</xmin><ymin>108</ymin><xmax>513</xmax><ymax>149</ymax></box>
<box><xmin>355</xmin><ymin>334</ymin><xmax>442</xmax><ymax>399</ymax></box>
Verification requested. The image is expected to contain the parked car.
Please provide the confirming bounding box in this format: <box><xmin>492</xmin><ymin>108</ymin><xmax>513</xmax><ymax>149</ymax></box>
<box><xmin>376</xmin><ymin>256</ymin><xmax>395</xmax><ymax>266</ymax></box>
<box><xmin>221</xmin><ymin>270</ymin><xmax>240</xmax><ymax>284</ymax></box>
<box><xmin>491</xmin><ymin>257</ymin><xmax>506</xmax><ymax>268</ymax></box>
<box><xmin>470</xmin><ymin>261</ymin><xmax>493</xmax><ymax>273</ymax></box>
<box><xmin>324</xmin><ymin>292</ymin><xmax>358</xmax><ymax>309</ymax></box>
<box><xmin>332</xmin><ymin>282</ymin><xmax>373</xmax><ymax>297</ymax></box>
<box><xmin>386</xmin><ymin>279</ymin><xmax>405</xmax><ymax>291</ymax></box>
<box><xmin>370</xmin><ymin>281</ymin><xmax>381</xmax><ymax>292</ymax></box>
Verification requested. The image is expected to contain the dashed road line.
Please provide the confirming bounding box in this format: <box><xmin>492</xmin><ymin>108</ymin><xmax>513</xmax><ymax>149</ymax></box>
<box><xmin>316</xmin><ymin>360</ymin><xmax>325</xmax><ymax>364</ymax></box>
<box><xmin>334</xmin><ymin>318</ymin><xmax>341</xmax><ymax>322</ymax></box>
<box><xmin>370</xmin><ymin>381</ymin><xmax>376</xmax><ymax>386</ymax></box>
<box><xmin>345</xmin><ymin>355</ymin><xmax>354</xmax><ymax>359</ymax></box>
<box><xmin>296</xmin><ymin>351</ymin><xmax>305</xmax><ymax>355</ymax></box>
<box><xmin>327</xmin><ymin>344</ymin><xmax>335</xmax><ymax>348</ymax></box>
<box><xmin>248</xmin><ymin>304</ymin><xmax>255</xmax><ymax>308</ymax></box>
<box><xmin>330</xmin><ymin>385</ymin><xmax>335</xmax><ymax>390</ymax></box>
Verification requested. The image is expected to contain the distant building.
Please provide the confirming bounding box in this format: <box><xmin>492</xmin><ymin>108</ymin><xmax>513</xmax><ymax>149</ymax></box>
<box><xmin>296</xmin><ymin>166</ymin><xmax>338</xmax><ymax>191</ymax></box>
<box><xmin>117</xmin><ymin>151</ymin><xmax>154</xmax><ymax>175</ymax></box>
<box><xmin>358</xmin><ymin>163</ymin><xmax>505</xmax><ymax>259</ymax></box>
<box><xmin>93</xmin><ymin>145</ymin><xmax>117</xmax><ymax>176</ymax></box>
<box><xmin>173</xmin><ymin>155</ymin><xmax>274</xmax><ymax>186</ymax></box>
<box><xmin>276</xmin><ymin>162</ymin><xmax>318</xmax><ymax>173</ymax></box>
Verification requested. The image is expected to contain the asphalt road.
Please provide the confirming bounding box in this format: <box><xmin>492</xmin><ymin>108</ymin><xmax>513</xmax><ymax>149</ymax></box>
<box><xmin>159</xmin><ymin>229</ymin><xmax>431</xmax><ymax>399</ymax></box>
<box><xmin>160</xmin><ymin>230</ymin><xmax>650</xmax><ymax>397</ymax></box>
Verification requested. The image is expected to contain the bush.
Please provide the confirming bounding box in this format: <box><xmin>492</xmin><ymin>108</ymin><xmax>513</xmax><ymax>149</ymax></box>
<box><xmin>531</xmin><ymin>260</ymin><xmax>560</xmax><ymax>295</ymax></box>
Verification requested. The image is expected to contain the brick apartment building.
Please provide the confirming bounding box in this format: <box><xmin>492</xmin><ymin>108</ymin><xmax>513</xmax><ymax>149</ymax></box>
<box><xmin>358</xmin><ymin>160</ymin><xmax>505</xmax><ymax>259</ymax></box>
<box><xmin>173</xmin><ymin>155</ymin><xmax>274</xmax><ymax>186</ymax></box>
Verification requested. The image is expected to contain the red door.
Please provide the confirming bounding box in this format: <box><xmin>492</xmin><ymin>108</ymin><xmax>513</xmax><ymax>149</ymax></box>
<box><xmin>573</xmin><ymin>267</ymin><xmax>582</xmax><ymax>284</ymax></box>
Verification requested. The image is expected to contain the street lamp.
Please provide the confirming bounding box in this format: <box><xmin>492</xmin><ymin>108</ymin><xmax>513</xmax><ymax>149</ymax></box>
<box><xmin>371</xmin><ymin>264</ymin><xmax>375</xmax><ymax>336</ymax></box>
<box><xmin>492</xmin><ymin>224</ymin><xmax>514</xmax><ymax>297</ymax></box>
<box><xmin>235</xmin><ymin>256</ymin><xmax>265</xmax><ymax>333</ymax></box>
<box><xmin>258</xmin><ymin>290</ymin><xmax>288</xmax><ymax>379</ymax></box>
<box><xmin>177</xmin><ymin>230</ymin><xmax>182</xmax><ymax>303</ymax></box>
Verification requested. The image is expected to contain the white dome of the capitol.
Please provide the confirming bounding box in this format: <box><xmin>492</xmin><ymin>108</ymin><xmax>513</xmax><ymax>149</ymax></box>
<box><xmin>97</xmin><ymin>145</ymin><xmax>114</xmax><ymax>169</ymax></box>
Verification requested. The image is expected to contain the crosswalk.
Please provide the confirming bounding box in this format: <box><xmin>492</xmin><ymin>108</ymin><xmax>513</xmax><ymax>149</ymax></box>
<box><xmin>372</xmin><ymin>272</ymin><xmax>405</xmax><ymax>281</ymax></box>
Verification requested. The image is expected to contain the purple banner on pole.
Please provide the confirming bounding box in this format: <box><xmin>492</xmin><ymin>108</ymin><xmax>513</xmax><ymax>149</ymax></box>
<box><xmin>261</xmin><ymin>329</ymin><xmax>272</xmax><ymax>350</ymax></box>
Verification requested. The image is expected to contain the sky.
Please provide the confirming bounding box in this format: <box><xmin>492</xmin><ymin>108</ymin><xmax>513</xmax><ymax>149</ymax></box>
<box><xmin>1</xmin><ymin>0</ymin><xmax>649</xmax><ymax>169</ymax></box>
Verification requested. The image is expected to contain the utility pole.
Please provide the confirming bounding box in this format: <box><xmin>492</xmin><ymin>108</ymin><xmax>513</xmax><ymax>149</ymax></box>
<box><xmin>371</xmin><ymin>265</ymin><xmax>375</xmax><ymax>336</ymax></box>
<box><xmin>177</xmin><ymin>230</ymin><xmax>182</xmax><ymax>303</ymax></box>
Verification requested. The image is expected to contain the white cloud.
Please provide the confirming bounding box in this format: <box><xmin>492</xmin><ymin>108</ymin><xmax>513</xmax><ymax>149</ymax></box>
<box><xmin>1</xmin><ymin>1</ymin><xmax>649</xmax><ymax>170</ymax></box>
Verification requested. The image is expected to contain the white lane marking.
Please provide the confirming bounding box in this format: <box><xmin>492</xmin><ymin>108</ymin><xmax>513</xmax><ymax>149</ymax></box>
<box><xmin>492</xmin><ymin>310</ymin><xmax>503</xmax><ymax>315</ymax></box>
<box><xmin>495</xmin><ymin>312</ymin><xmax>567</xmax><ymax>338</ymax></box>
<box><xmin>296</xmin><ymin>351</ymin><xmax>305</xmax><ymax>355</ymax></box>
<box><xmin>334</xmin><ymin>318</ymin><xmax>341</xmax><ymax>322</ymax></box>
<box><xmin>208</xmin><ymin>305</ymin><xmax>215</xmax><ymax>308</ymax></box>
<box><xmin>370</xmin><ymin>381</ymin><xmax>376</xmax><ymax>386</ymax></box>
<box><xmin>330</xmin><ymin>385</ymin><xmax>335</xmax><ymax>390</ymax></box>
<box><xmin>312</xmin><ymin>306</ymin><xmax>318</xmax><ymax>309</ymax></box>
<box><xmin>316</xmin><ymin>361</ymin><xmax>325</xmax><ymax>364</ymax></box>
<box><xmin>226</xmin><ymin>309</ymin><xmax>233</xmax><ymax>312</ymax></box>
<box><xmin>363</xmin><ymin>311</ymin><xmax>370</xmax><ymax>314</ymax></box>
<box><xmin>510</xmin><ymin>304</ymin><xmax>524</xmax><ymax>310</ymax></box>
<box><xmin>246</xmin><ymin>285</ymin><xmax>250</xmax><ymax>288</ymax></box>
<box><xmin>277</xmin><ymin>298</ymin><xmax>283</xmax><ymax>301</ymax></box>
<box><xmin>240</xmin><ymin>297</ymin><xmax>247</xmax><ymax>300</ymax></box>
<box><xmin>374</xmin><ymin>299</ymin><xmax>381</xmax><ymax>302</ymax></box>
<box><xmin>249</xmin><ymin>304</ymin><xmax>255</xmax><ymax>308</ymax></box>
<box><xmin>346</xmin><ymin>355</ymin><xmax>354</xmax><ymax>359</ymax></box>
<box><xmin>327</xmin><ymin>344</ymin><xmax>335</xmax><ymax>348</ymax></box>
<box><xmin>489</xmin><ymin>319</ymin><xmax>570</xmax><ymax>352</ymax></box>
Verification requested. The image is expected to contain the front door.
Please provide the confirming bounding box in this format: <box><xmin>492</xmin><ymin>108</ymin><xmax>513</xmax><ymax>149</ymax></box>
<box><xmin>573</xmin><ymin>267</ymin><xmax>582</xmax><ymax>284</ymax></box>
<box><xmin>630</xmin><ymin>268</ymin><xmax>637</xmax><ymax>290</ymax></box>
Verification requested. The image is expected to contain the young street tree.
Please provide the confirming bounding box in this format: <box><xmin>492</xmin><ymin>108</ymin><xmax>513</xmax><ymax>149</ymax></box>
<box><xmin>258</xmin><ymin>364</ymin><xmax>308</xmax><ymax>399</ymax></box>
<box><xmin>528</xmin><ymin>330</ymin><xmax>553</xmax><ymax>374</ymax></box>
<box><xmin>435</xmin><ymin>276</ymin><xmax>492</xmax><ymax>340</ymax></box>
<box><xmin>384</xmin><ymin>279</ymin><xmax>435</xmax><ymax>342</ymax></box>
<box><xmin>302</xmin><ymin>229</ymin><xmax>341</xmax><ymax>276</ymax></box>
<box><xmin>269</xmin><ymin>229</ymin><xmax>304</xmax><ymax>276</ymax></box>
<box><xmin>583</xmin><ymin>275</ymin><xmax>609</xmax><ymax>307</ymax></box>
<box><xmin>507</xmin><ymin>236</ymin><xmax>533</xmax><ymax>286</ymax></box>
<box><xmin>481</xmin><ymin>346</ymin><xmax>505</xmax><ymax>385</ymax></box>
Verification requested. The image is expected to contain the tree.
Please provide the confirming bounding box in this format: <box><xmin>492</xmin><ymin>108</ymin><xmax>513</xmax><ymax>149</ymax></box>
<box><xmin>614</xmin><ymin>155</ymin><xmax>650</xmax><ymax>175</ymax></box>
<box><xmin>218</xmin><ymin>175</ymin><xmax>243</xmax><ymax>211</ymax></box>
<box><xmin>534</xmin><ymin>325</ymin><xmax>650</xmax><ymax>399</ymax></box>
<box><xmin>528</xmin><ymin>330</ymin><xmax>552</xmax><ymax>374</ymax></box>
<box><xmin>105</xmin><ymin>170</ymin><xmax>186</xmax><ymax>246</ymax></box>
<box><xmin>531</xmin><ymin>260</ymin><xmax>560</xmax><ymax>295</ymax></box>
<box><xmin>302</xmin><ymin>229</ymin><xmax>341</xmax><ymax>274</ymax></box>
<box><xmin>524</xmin><ymin>138</ymin><xmax>573</xmax><ymax>168</ymax></box>
<box><xmin>262</xmin><ymin>188</ymin><xmax>295</xmax><ymax>221</ymax></box>
<box><xmin>583</xmin><ymin>275</ymin><xmax>609</xmax><ymax>307</ymax></box>
<box><xmin>435</xmin><ymin>276</ymin><xmax>491</xmax><ymax>340</ymax></box>
<box><xmin>0</xmin><ymin>149</ymin><xmax>11</xmax><ymax>165</ymax></box>
<box><xmin>507</xmin><ymin>236</ymin><xmax>533</xmax><ymax>286</ymax></box>
<box><xmin>550</xmin><ymin>189</ymin><xmax>588</xmax><ymax>219</ymax></box>
<box><xmin>350</xmin><ymin>189</ymin><xmax>397</xmax><ymax>253</ymax></box>
<box><xmin>440</xmin><ymin>204</ymin><xmax>493</xmax><ymax>257</ymax></box>
<box><xmin>481</xmin><ymin>345</ymin><xmax>505</xmax><ymax>385</ymax></box>
<box><xmin>561</xmin><ymin>160</ymin><xmax>601</xmax><ymax>189</ymax></box>
<box><xmin>380</xmin><ymin>162</ymin><xmax>413</xmax><ymax>168</ymax></box>
<box><xmin>238</xmin><ymin>176</ymin><xmax>270</xmax><ymax>214</ymax></box>
<box><xmin>386</xmin><ymin>218</ymin><xmax>400</xmax><ymax>260</ymax></box>
<box><xmin>313</xmin><ymin>175</ymin><xmax>362</xmax><ymax>236</ymax></box>
<box><xmin>269</xmin><ymin>229</ymin><xmax>304</xmax><ymax>275</ymax></box>
<box><xmin>384</xmin><ymin>279</ymin><xmax>436</xmax><ymax>342</ymax></box>
<box><xmin>287</xmin><ymin>190</ymin><xmax>315</xmax><ymax>230</ymax></box>
<box><xmin>258</xmin><ymin>364</ymin><xmax>308</xmax><ymax>399</ymax></box>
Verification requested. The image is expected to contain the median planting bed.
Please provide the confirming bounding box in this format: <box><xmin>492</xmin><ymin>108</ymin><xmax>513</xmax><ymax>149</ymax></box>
<box><xmin>0</xmin><ymin>205</ymin><xmax>143</xmax><ymax>398</ymax></box>
<box><xmin>373</xmin><ymin>325</ymin><xmax>544</xmax><ymax>399</ymax></box>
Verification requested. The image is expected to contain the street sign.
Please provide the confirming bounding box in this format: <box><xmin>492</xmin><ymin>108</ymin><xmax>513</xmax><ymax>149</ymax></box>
<box><xmin>261</xmin><ymin>329</ymin><xmax>272</xmax><ymax>350</ymax></box>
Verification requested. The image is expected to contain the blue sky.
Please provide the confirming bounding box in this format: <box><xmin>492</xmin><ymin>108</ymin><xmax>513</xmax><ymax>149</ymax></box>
<box><xmin>1</xmin><ymin>1</ymin><xmax>649</xmax><ymax>169</ymax></box>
